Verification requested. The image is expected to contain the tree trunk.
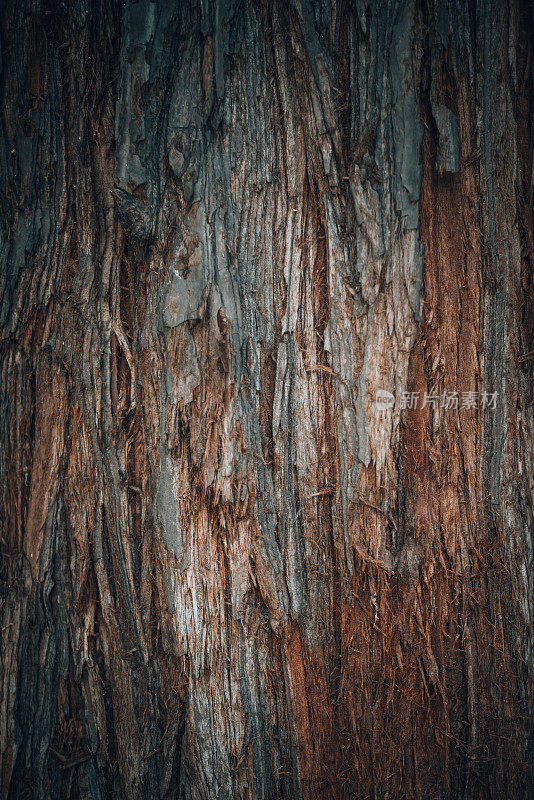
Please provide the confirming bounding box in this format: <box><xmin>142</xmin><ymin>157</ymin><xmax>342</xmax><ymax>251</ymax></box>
<box><xmin>0</xmin><ymin>0</ymin><xmax>532</xmax><ymax>798</ymax></box>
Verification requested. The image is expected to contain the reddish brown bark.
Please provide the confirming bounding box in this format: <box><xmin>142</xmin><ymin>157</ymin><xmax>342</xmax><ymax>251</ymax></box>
<box><xmin>0</xmin><ymin>1</ymin><xmax>532</xmax><ymax>799</ymax></box>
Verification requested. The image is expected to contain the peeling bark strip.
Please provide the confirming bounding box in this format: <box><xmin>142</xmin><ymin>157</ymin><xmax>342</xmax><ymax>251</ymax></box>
<box><xmin>0</xmin><ymin>1</ymin><xmax>532</xmax><ymax>798</ymax></box>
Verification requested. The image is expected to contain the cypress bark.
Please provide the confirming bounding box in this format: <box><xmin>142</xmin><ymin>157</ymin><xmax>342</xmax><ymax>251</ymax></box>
<box><xmin>0</xmin><ymin>1</ymin><xmax>532</xmax><ymax>798</ymax></box>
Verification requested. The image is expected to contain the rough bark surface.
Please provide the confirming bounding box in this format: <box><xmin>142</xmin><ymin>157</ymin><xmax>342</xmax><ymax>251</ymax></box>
<box><xmin>0</xmin><ymin>1</ymin><xmax>532</xmax><ymax>798</ymax></box>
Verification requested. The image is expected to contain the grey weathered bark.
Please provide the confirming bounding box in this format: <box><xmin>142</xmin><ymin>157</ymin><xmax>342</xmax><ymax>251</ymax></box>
<box><xmin>0</xmin><ymin>0</ymin><xmax>533</xmax><ymax>798</ymax></box>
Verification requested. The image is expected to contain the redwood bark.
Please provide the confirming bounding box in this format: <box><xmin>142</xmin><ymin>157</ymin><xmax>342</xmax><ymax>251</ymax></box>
<box><xmin>0</xmin><ymin>1</ymin><xmax>533</xmax><ymax>799</ymax></box>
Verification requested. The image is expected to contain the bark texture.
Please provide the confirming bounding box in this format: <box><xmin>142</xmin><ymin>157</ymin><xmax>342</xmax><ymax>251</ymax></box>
<box><xmin>0</xmin><ymin>0</ymin><xmax>533</xmax><ymax>798</ymax></box>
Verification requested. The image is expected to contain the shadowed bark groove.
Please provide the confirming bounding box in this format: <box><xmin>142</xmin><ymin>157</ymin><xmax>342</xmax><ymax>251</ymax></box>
<box><xmin>0</xmin><ymin>1</ymin><xmax>532</xmax><ymax>798</ymax></box>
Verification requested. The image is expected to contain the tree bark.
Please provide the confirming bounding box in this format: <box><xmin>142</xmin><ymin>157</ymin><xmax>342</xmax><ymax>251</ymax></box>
<box><xmin>0</xmin><ymin>0</ymin><xmax>532</xmax><ymax>798</ymax></box>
